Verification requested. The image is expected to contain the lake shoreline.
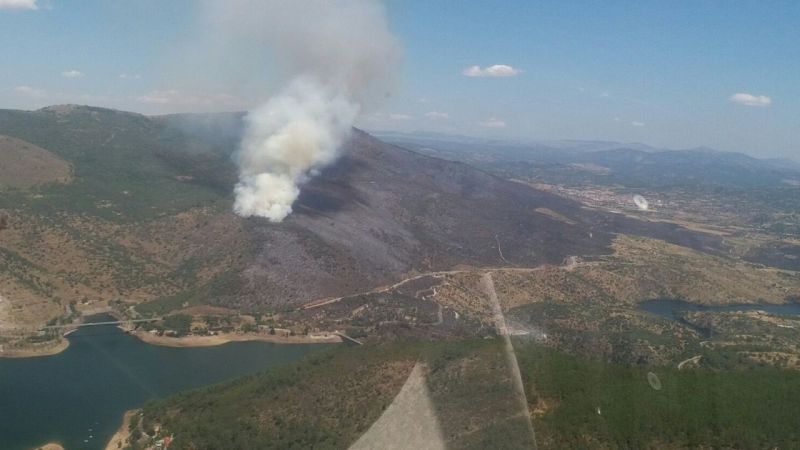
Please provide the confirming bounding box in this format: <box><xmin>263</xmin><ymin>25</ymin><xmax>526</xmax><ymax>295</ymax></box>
<box><xmin>0</xmin><ymin>339</ymin><xmax>69</xmax><ymax>359</ymax></box>
<box><xmin>2</xmin><ymin>321</ymin><xmax>328</xmax><ymax>450</ymax></box>
<box><xmin>31</xmin><ymin>443</ymin><xmax>64</xmax><ymax>450</ymax></box>
<box><xmin>127</xmin><ymin>329</ymin><xmax>343</xmax><ymax>347</ymax></box>
<box><xmin>1</xmin><ymin>326</ymin><xmax>341</xmax><ymax>360</ymax></box>
<box><xmin>104</xmin><ymin>410</ymin><xmax>136</xmax><ymax>450</ymax></box>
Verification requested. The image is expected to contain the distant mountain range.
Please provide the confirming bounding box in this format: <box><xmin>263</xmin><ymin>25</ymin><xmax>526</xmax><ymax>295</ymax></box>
<box><xmin>371</xmin><ymin>130</ymin><xmax>660</xmax><ymax>153</ymax></box>
<box><xmin>373</xmin><ymin>130</ymin><xmax>800</xmax><ymax>188</ymax></box>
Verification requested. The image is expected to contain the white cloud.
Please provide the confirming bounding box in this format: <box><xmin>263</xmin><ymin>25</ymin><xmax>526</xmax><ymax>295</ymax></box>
<box><xmin>12</xmin><ymin>85</ymin><xmax>46</xmax><ymax>97</ymax></box>
<box><xmin>388</xmin><ymin>113</ymin><xmax>413</xmax><ymax>121</ymax></box>
<box><xmin>137</xmin><ymin>89</ymin><xmax>240</xmax><ymax>107</ymax></box>
<box><xmin>0</xmin><ymin>0</ymin><xmax>38</xmax><ymax>10</ymax></box>
<box><xmin>600</xmin><ymin>91</ymin><xmax>611</xmax><ymax>98</ymax></box>
<box><xmin>631</xmin><ymin>121</ymin><xmax>645</xmax><ymax>127</ymax></box>
<box><xmin>119</xmin><ymin>73</ymin><xmax>142</xmax><ymax>80</ymax></box>
<box><xmin>730</xmin><ymin>92</ymin><xmax>772</xmax><ymax>107</ymax></box>
<box><xmin>462</xmin><ymin>64</ymin><xmax>521</xmax><ymax>78</ymax></box>
<box><xmin>137</xmin><ymin>90</ymin><xmax>178</xmax><ymax>104</ymax></box>
<box><xmin>61</xmin><ymin>70</ymin><xmax>85</xmax><ymax>78</ymax></box>
<box><xmin>479</xmin><ymin>117</ymin><xmax>507</xmax><ymax>128</ymax></box>
<box><xmin>424</xmin><ymin>111</ymin><xmax>449</xmax><ymax>120</ymax></box>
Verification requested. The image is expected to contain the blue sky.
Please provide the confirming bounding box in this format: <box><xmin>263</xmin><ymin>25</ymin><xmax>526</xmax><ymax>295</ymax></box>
<box><xmin>1</xmin><ymin>0</ymin><xmax>798</xmax><ymax>158</ymax></box>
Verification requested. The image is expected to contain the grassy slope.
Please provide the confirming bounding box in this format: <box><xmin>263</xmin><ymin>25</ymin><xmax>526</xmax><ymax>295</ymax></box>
<box><xmin>136</xmin><ymin>343</ymin><xmax>420</xmax><ymax>450</ymax></box>
<box><xmin>131</xmin><ymin>339</ymin><xmax>800</xmax><ymax>450</ymax></box>
<box><xmin>0</xmin><ymin>106</ymin><xmax>248</xmax><ymax>334</ymax></box>
<box><xmin>0</xmin><ymin>107</ymin><xmax>234</xmax><ymax>221</ymax></box>
<box><xmin>0</xmin><ymin>134</ymin><xmax>72</xmax><ymax>189</ymax></box>
<box><xmin>132</xmin><ymin>340</ymin><xmax>534</xmax><ymax>449</ymax></box>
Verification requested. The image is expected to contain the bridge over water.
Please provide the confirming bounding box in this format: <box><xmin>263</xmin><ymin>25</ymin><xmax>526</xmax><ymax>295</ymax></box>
<box><xmin>42</xmin><ymin>318</ymin><xmax>160</xmax><ymax>331</ymax></box>
<box><xmin>334</xmin><ymin>331</ymin><xmax>363</xmax><ymax>345</ymax></box>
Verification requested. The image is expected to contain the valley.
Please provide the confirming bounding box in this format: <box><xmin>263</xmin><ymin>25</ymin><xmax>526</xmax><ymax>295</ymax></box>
<box><xmin>0</xmin><ymin>105</ymin><xmax>732</xmax><ymax>355</ymax></box>
<box><xmin>3</xmin><ymin>1</ymin><xmax>798</xmax><ymax>448</ymax></box>
<box><xmin>0</xmin><ymin>106</ymin><xmax>799</xmax><ymax>449</ymax></box>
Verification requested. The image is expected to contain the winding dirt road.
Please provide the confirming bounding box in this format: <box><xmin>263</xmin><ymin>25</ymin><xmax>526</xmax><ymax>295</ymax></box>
<box><xmin>301</xmin><ymin>259</ymin><xmax>588</xmax><ymax>311</ymax></box>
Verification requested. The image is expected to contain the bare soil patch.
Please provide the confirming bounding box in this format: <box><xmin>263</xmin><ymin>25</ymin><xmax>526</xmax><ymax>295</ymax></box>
<box><xmin>0</xmin><ymin>135</ymin><xmax>72</xmax><ymax>188</ymax></box>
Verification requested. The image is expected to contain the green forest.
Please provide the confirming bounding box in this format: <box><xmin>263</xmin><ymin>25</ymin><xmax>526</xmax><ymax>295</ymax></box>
<box><xmin>129</xmin><ymin>338</ymin><xmax>800</xmax><ymax>449</ymax></box>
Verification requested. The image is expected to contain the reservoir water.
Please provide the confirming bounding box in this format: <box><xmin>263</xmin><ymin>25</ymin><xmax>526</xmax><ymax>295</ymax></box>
<box><xmin>0</xmin><ymin>319</ymin><xmax>329</xmax><ymax>450</ymax></box>
<box><xmin>639</xmin><ymin>299</ymin><xmax>800</xmax><ymax>338</ymax></box>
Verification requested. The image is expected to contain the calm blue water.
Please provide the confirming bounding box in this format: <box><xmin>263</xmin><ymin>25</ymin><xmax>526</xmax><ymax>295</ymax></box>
<box><xmin>639</xmin><ymin>299</ymin><xmax>800</xmax><ymax>338</ymax></box>
<box><xmin>0</xmin><ymin>320</ymin><xmax>329</xmax><ymax>450</ymax></box>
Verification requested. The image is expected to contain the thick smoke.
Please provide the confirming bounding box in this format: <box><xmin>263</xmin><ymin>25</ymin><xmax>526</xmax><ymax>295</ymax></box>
<box><xmin>202</xmin><ymin>0</ymin><xmax>400</xmax><ymax>221</ymax></box>
<box><xmin>233</xmin><ymin>77</ymin><xmax>359</xmax><ymax>219</ymax></box>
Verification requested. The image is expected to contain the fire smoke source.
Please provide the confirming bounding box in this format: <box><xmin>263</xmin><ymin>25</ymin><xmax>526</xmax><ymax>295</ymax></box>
<box><xmin>233</xmin><ymin>77</ymin><xmax>359</xmax><ymax>220</ymax></box>
<box><xmin>207</xmin><ymin>0</ymin><xmax>401</xmax><ymax>221</ymax></box>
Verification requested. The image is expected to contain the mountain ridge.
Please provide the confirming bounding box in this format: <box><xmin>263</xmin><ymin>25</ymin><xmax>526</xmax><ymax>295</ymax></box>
<box><xmin>0</xmin><ymin>105</ymin><xmax>724</xmax><ymax>324</ymax></box>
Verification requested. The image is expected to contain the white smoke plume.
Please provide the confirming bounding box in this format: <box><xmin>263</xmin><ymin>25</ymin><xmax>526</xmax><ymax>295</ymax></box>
<box><xmin>233</xmin><ymin>77</ymin><xmax>359</xmax><ymax>219</ymax></box>
<box><xmin>201</xmin><ymin>0</ymin><xmax>401</xmax><ymax>221</ymax></box>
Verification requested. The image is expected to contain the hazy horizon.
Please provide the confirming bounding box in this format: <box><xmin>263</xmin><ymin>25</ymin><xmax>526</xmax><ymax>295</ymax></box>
<box><xmin>1</xmin><ymin>0</ymin><xmax>798</xmax><ymax>159</ymax></box>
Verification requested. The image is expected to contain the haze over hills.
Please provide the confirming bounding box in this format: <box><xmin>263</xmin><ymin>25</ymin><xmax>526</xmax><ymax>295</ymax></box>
<box><xmin>377</xmin><ymin>130</ymin><xmax>800</xmax><ymax>272</ymax></box>
<box><xmin>372</xmin><ymin>130</ymin><xmax>661</xmax><ymax>154</ymax></box>
<box><xmin>375</xmin><ymin>130</ymin><xmax>800</xmax><ymax>188</ymax></box>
